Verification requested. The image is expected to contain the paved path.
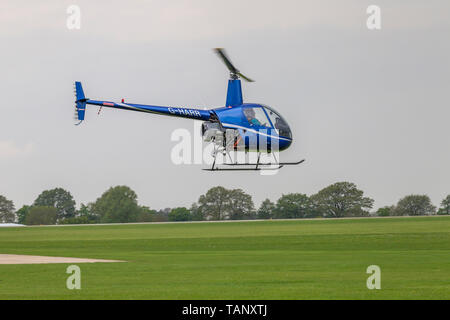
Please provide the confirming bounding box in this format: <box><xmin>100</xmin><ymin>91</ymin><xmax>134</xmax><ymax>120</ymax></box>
<box><xmin>0</xmin><ymin>254</ymin><xmax>123</xmax><ymax>264</ymax></box>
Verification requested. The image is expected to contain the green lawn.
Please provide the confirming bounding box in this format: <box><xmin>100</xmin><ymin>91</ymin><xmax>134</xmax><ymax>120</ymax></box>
<box><xmin>0</xmin><ymin>216</ymin><xmax>449</xmax><ymax>299</ymax></box>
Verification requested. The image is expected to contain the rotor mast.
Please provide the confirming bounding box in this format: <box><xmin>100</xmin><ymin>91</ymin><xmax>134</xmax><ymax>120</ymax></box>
<box><xmin>214</xmin><ymin>48</ymin><xmax>254</xmax><ymax>107</ymax></box>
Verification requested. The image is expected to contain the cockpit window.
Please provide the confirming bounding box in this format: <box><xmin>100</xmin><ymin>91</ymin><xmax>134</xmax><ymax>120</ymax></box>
<box><xmin>243</xmin><ymin>107</ymin><xmax>271</xmax><ymax>128</ymax></box>
<box><xmin>264</xmin><ymin>106</ymin><xmax>292</xmax><ymax>138</ymax></box>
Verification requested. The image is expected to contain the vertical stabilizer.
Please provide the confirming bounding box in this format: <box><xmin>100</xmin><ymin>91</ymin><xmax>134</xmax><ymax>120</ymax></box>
<box><xmin>74</xmin><ymin>81</ymin><xmax>87</xmax><ymax>124</ymax></box>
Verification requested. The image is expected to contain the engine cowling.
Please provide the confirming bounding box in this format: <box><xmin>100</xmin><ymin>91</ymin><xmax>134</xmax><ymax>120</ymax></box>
<box><xmin>201</xmin><ymin>122</ymin><xmax>224</xmax><ymax>143</ymax></box>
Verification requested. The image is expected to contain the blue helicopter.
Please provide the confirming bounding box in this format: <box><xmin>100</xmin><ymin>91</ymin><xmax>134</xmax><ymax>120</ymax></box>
<box><xmin>74</xmin><ymin>48</ymin><xmax>304</xmax><ymax>170</ymax></box>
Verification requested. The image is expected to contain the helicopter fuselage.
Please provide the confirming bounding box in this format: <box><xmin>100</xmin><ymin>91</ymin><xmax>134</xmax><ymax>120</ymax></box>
<box><xmin>81</xmin><ymin>98</ymin><xmax>292</xmax><ymax>153</ymax></box>
<box><xmin>74</xmin><ymin>49</ymin><xmax>294</xmax><ymax>156</ymax></box>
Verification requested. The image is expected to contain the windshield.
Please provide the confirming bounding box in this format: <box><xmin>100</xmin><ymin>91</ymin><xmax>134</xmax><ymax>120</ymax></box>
<box><xmin>263</xmin><ymin>106</ymin><xmax>292</xmax><ymax>138</ymax></box>
<box><xmin>243</xmin><ymin>107</ymin><xmax>271</xmax><ymax>128</ymax></box>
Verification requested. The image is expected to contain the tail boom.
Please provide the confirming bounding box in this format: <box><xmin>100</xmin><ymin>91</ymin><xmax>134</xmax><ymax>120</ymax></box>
<box><xmin>73</xmin><ymin>81</ymin><xmax>212</xmax><ymax>123</ymax></box>
<box><xmin>85</xmin><ymin>100</ymin><xmax>212</xmax><ymax>121</ymax></box>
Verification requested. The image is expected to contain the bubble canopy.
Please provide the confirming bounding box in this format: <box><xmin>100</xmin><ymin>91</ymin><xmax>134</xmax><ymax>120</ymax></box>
<box><xmin>242</xmin><ymin>105</ymin><xmax>292</xmax><ymax>139</ymax></box>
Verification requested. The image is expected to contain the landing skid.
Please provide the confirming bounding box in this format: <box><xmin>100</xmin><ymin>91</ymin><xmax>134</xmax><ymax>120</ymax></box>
<box><xmin>222</xmin><ymin>159</ymin><xmax>305</xmax><ymax>166</ymax></box>
<box><xmin>203</xmin><ymin>152</ymin><xmax>305</xmax><ymax>171</ymax></box>
<box><xmin>203</xmin><ymin>165</ymin><xmax>285</xmax><ymax>171</ymax></box>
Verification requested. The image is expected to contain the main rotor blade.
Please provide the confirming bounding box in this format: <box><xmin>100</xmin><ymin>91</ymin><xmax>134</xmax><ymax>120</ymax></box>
<box><xmin>214</xmin><ymin>48</ymin><xmax>238</xmax><ymax>74</ymax></box>
<box><xmin>237</xmin><ymin>72</ymin><xmax>254</xmax><ymax>83</ymax></box>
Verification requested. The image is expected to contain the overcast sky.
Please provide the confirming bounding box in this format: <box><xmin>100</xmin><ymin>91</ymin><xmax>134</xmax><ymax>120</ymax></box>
<box><xmin>1</xmin><ymin>0</ymin><xmax>449</xmax><ymax>211</ymax></box>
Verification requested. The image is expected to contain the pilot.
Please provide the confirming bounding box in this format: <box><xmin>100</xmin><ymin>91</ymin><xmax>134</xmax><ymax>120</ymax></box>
<box><xmin>244</xmin><ymin>108</ymin><xmax>261</xmax><ymax>126</ymax></box>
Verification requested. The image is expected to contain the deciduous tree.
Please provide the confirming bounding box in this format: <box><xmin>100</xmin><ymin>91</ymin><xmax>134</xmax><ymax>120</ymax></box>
<box><xmin>197</xmin><ymin>186</ymin><xmax>231</xmax><ymax>220</ymax></box>
<box><xmin>257</xmin><ymin>199</ymin><xmax>275</xmax><ymax>219</ymax></box>
<box><xmin>190</xmin><ymin>203</ymin><xmax>204</xmax><ymax>221</ymax></box>
<box><xmin>91</xmin><ymin>186</ymin><xmax>140</xmax><ymax>223</ymax></box>
<box><xmin>228</xmin><ymin>189</ymin><xmax>255</xmax><ymax>220</ymax></box>
<box><xmin>395</xmin><ymin>195</ymin><xmax>436</xmax><ymax>216</ymax></box>
<box><xmin>437</xmin><ymin>195</ymin><xmax>450</xmax><ymax>215</ymax></box>
<box><xmin>136</xmin><ymin>206</ymin><xmax>158</xmax><ymax>222</ymax></box>
<box><xmin>0</xmin><ymin>195</ymin><xmax>15</xmax><ymax>223</ymax></box>
<box><xmin>376</xmin><ymin>206</ymin><xmax>395</xmax><ymax>217</ymax></box>
<box><xmin>34</xmin><ymin>188</ymin><xmax>76</xmax><ymax>221</ymax></box>
<box><xmin>168</xmin><ymin>207</ymin><xmax>191</xmax><ymax>221</ymax></box>
<box><xmin>311</xmin><ymin>182</ymin><xmax>374</xmax><ymax>217</ymax></box>
<box><xmin>275</xmin><ymin>193</ymin><xmax>314</xmax><ymax>219</ymax></box>
<box><xmin>25</xmin><ymin>206</ymin><xmax>57</xmax><ymax>225</ymax></box>
<box><xmin>196</xmin><ymin>186</ymin><xmax>254</xmax><ymax>220</ymax></box>
<box><xmin>16</xmin><ymin>205</ymin><xmax>31</xmax><ymax>224</ymax></box>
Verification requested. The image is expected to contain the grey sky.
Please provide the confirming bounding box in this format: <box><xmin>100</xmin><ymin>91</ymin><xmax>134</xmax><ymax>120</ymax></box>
<box><xmin>1</xmin><ymin>0</ymin><xmax>449</xmax><ymax>211</ymax></box>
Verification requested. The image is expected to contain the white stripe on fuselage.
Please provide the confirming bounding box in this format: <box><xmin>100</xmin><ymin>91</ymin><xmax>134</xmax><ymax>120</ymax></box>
<box><xmin>221</xmin><ymin>122</ymin><xmax>292</xmax><ymax>142</ymax></box>
<box><xmin>115</xmin><ymin>103</ymin><xmax>202</xmax><ymax>118</ymax></box>
<box><xmin>105</xmin><ymin>104</ymin><xmax>291</xmax><ymax>142</ymax></box>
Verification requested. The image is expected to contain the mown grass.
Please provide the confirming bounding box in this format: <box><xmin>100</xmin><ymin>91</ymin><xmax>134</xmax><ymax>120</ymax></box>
<box><xmin>0</xmin><ymin>216</ymin><xmax>449</xmax><ymax>299</ymax></box>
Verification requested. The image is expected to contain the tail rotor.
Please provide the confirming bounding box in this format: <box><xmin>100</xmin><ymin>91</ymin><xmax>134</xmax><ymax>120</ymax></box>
<box><xmin>74</xmin><ymin>81</ymin><xmax>87</xmax><ymax>125</ymax></box>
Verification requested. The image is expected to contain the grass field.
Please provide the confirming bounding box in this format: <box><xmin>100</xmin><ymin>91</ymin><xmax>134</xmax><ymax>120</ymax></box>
<box><xmin>0</xmin><ymin>216</ymin><xmax>449</xmax><ymax>299</ymax></box>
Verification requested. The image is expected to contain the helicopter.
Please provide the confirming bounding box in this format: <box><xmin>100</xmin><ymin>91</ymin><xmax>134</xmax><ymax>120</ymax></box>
<box><xmin>74</xmin><ymin>48</ymin><xmax>304</xmax><ymax>171</ymax></box>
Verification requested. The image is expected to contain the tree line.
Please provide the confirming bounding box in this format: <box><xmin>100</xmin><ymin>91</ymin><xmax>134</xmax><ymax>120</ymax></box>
<box><xmin>0</xmin><ymin>182</ymin><xmax>449</xmax><ymax>225</ymax></box>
